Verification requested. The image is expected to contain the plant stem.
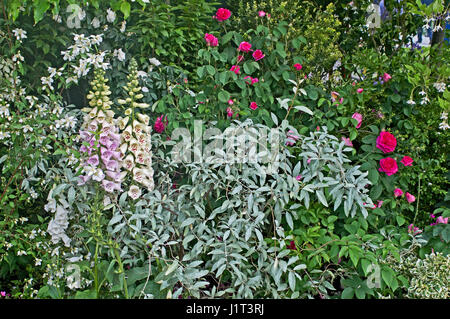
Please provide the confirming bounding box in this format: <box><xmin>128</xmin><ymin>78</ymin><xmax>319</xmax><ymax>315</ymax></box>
<box><xmin>413</xmin><ymin>175</ymin><xmax>421</xmax><ymax>226</ymax></box>
<box><xmin>94</xmin><ymin>242</ymin><xmax>99</xmax><ymax>298</ymax></box>
<box><xmin>114</xmin><ymin>246</ymin><xmax>129</xmax><ymax>299</ymax></box>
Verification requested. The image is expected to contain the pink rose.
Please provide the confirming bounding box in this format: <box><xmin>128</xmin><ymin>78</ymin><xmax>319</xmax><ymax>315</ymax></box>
<box><xmin>258</xmin><ymin>10</ymin><xmax>266</xmax><ymax>17</ymax></box>
<box><xmin>204</xmin><ymin>33</ymin><xmax>218</xmax><ymax>47</ymax></box>
<box><xmin>405</xmin><ymin>192</ymin><xmax>415</xmax><ymax>203</ymax></box>
<box><xmin>295</xmin><ymin>175</ymin><xmax>302</xmax><ymax>181</ymax></box>
<box><xmin>226</xmin><ymin>107</ymin><xmax>234</xmax><ymax>118</ymax></box>
<box><xmin>378</xmin><ymin>157</ymin><xmax>398</xmax><ymax>176</ymax></box>
<box><xmin>252</xmin><ymin>49</ymin><xmax>265</xmax><ymax>61</ymax></box>
<box><xmin>154</xmin><ymin>115</ymin><xmax>168</xmax><ymax>133</ymax></box>
<box><xmin>408</xmin><ymin>224</ymin><xmax>422</xmax><ymax>235</ymax></box>
<box><xmin>294</xmin><ymin>63</ymin><xmax>302</xmax><ymax>71</ymax></box>
<box><xmin>251</xmin><ymin>77</ymin><xmax>259</xmax><ymax>84</ymax></box>
<box><xmin>250</xmin><ymin>102</ymin><xmax>258</xmax><ymax>110</ymax></box>
<box><xmin>376</xmin><ymin>131</ymin><xmax>397</xmax><ymax>153</ymax></box>
<box><xmin>228</xmin><ymin>99</ymin><xmax>234</xmax><ymax>105</ymax></box>
<box><xmin>382</xmin><ymin>73</ymin><xmax>392</xmax><ymax>82</ymax></box>
<box><xmin>357</xmin><ymin>88</ymin><xmax>364</xmax><ymax>93</ymax></box>
<box><xmin>215</xmin><ymin>8</ymin><xmax>231</xmax><ymax>21</ymax></box>
<box><xmin>230</xmin><ymin>65</ymin><xmax>240</xmax><ymax>74</ymax></box>
<box><xmin>400</xmin><ymin>156</ymin><xmax>413</xmax><ymax>166</ymax></box>
<box><xmin>237</xmin><ymin>55</ymin><xmax>244</xmax><ymax>63</ymax></box>
<box><xmin>352</xmin><ymin>112</ymin><xmax>363</xmax><ymax>129</ymax></box>
<box><xmin>238</xmin><ymin>41</ymin><xmax>252</xmax><ymax>52</ymax></box>
<box><xmin>394</xmin><ymin>188</ymin><xmax>403</xmax><ymax>197</ymax></box>
<box><xmin>342</xmin><ymin>137</ymin><xmax>353</xmax><ymax>147</ymax></box>
<box><xmin>436</xmin><ymin>216</ymin><xmax>449</xmax><ymax>224</ymax></box>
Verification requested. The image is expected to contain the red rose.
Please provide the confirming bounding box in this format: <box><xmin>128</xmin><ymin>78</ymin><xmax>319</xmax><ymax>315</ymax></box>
<box><xmin>204</xmin><ymin>33</ymin><xmax>218</xmax><ymax>47</ymax></box>
<box><xmin>215</xmin><ymin>8</ymin><xmax>231</xmax><ymax>21</ymax></box>
<box><xmin>293</xmin><ymin>63</ymin><xmax>302</xmax><ymax>71</ymax></box>
<box><xmin>250</xmin><ymin>102</ymin><xmax>258</xmax><ymax>110</ymax></box>
<box><xmin>378</xmin><ymin>157</ymin><xmax>398</xmax><ymax>176</ymax></box>
<box><xmin>238</xmin><ymin>41</ymin><xmax>252</xmax><ymax>52</ymax></box>
<box><xmin>252</xmin><ymin>49</ymin><xmax>265</xmax><ymax>61</ymax></box>
<box><xmin>376</xmin><ymin>131</ymin><xmax>397</xmax><ymax>153</ymax></box>
<box><xmin>400</xmin><ymin>156</ymin><xmax>413</xmax><ymax>166</ymax></box>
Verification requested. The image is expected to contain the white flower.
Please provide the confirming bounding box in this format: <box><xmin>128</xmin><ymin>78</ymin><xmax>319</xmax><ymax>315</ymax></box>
<box><xmin>439</xmin><ymin>121</ymin><xmax>449</xmax><ymax>130</ymax></box>
<box><xmin>137</xmin><ymin>71</ymin><xmax>148</xmax><ymax>78</ymax></box>
<box><xmin>90</xmin><ymin>34</ymin><xmax>103</xmax><ymax>46</ymax></box>
<box><xmin>35</xmin><ymin>258</ymin><xmax>42</xmax><ymax>266</ymax></box>
<box><xmin>41</xmin><ymin>76</ymin><xmax>54</xmax><ymax>91</ymax></box>
<box><xmin>441</xmin><ymin>112</ymin><xmax>448</xmax><ymax>120</ymax></box>
<box><xmin>149</xmin><ymin>58</ymin><xmax>161</xmax><ymax>66</ymax></box>
<box><xmin>142</xmin><ymin>87</ymin><xmax>149</xmax><ymax>93</ymax></box>
<box><xmin>12</xmin><ymin>52</ymin><xmax>24</xmax><ymax>63</ymax></box>
<box><xmin>12</xmin><ymin>28</ymin><xmax>27</xmax><ymax>41</ymax></box>
<box><xmin>406</xmin><ymin>99</ymin><xmax>416</xmax><ymax>105</ymax></box>
<box><xmin>419</xmin><ymin>90</ymin><xmax>426</xmax><ymax>96</ymax></box>
<box><xmin>0</xmin><ymin>131</ymin><xmax>11</xmax><ymax>140</ymax></box>
<box><xmin>17</xmin><ymin>250</ymin><xmax>27</xmax><ymax>256</ymax></box>
<box><xmin>120</xmin><ymin>20</ymin><xmax>126</xmax><ymax>33</ymax></box>
<box><xmin>29</xmin><ymin>188</ymin><xmax>38</xmax><ymax>199</ymax></box>
<box><xmin>53</xmin><ymin>14</ymin><xmax>62</xmax><ymax>23</ymax></box>
<box><xmin>22</xmin><ymin>125</ymin><xmax>33</xmax><ymax>133</ymax></box>
<box><xmin>106</xmin><ymin>8</ymin><xmax>116</xmax><ymax>23</ymax></box>
<box><xmin>128</xmin><ymin>185</ymin><xmax>142</xmax><ymax>200</ymax></box>
<box><xmin>114</xmin><ymin>48</ymin><xmax>126</xmax><ymax>62</ymax></box>
<box><xmin>29</xmin><ymin>230</ymin><xmax>37</xmax><ymax>240</ymax></box>
<box><xmin>433</xmin><ymin>82</ymin><xmax>446</xmax><ymax>93</ymax></box>
<box><xmin>91</xmin><ymin>17</ymin><xmax>101</xmax><ymax>28</ymax></box>
<box><xmin>19</xmin><ymin>217</ymin><xmax>28</xmax><ymax>224</ymax></box>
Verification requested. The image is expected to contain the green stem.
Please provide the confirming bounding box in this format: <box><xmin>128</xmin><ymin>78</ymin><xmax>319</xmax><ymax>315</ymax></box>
<box><xmin>94</xmin><ymin>242</ymin><xmax>99</xmax><ymax>298</ymax></box>
<box><xmin>114</xmin><ymin>247</ymin><xmax>129</xmax><ymax>299</ymax></box>
<box><xmin>413</xmin><ymin>175</ymin><xmax>421</xmax><ymax>226</ymax></box>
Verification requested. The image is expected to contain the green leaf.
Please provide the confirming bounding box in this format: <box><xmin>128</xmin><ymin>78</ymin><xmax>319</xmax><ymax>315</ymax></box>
<box><xmin>396</xmin><ymin>215</ymin><xmax>405</xmax><ymax>226</ymax></box>
<box><xmin>368</xmin><ymin>168</ymin><xmax>379</xmax><ymax>184</ymax></box>
<box><xmin>381</xmin><ymin>268</ymin><xmax>393</xmax><ymax>287</ymax></box>
<box><xmin>120</xmin><ymin>1</ymin><xmax>131</xmax><ymax>19</ymax></box>
<box><xmin>390</xmin><ymin>94</ymin><xmax>401</xmax><ymax>103</ymax></box>
<box><xmin>294</xmin><ymin>105</ymin><xmax>313</xmax><ymax>116</ymax></box>
<box><xmin>196</xmin><ymin>66</ymin><xmax>205</xmax><ymax>78</ymax></box>
<box><xmin>34</xmin><ymin>0</ymin><xmax>50</xmax><ymax>24</ymax></box>
<box><xmin>206</xmin><ymin>65</ymin><xmax>215</xmax><ymax>76</ymax></box>
<box><xmin>74</xmin><ymin>290</ymin><xmax>97</xmax><ymax>299</ymax></box>
<box><xmin>355</xmin><ymin>287</ymin><xmax>366</xmax><ymax>299</ymax></box>
<box><xmin>218</xmin><ymin>90</ymin><xmax>230</xmax><ymax>103</ymax></box>
<box><xmin>370</xmin><ymin>183</ymin><xmax>383</xmax><ymax>200</ymax></box>
<box><xmin>341</xmin><ymin>287</ymin><xmax>354</xmax><ymax>299</ymax></box>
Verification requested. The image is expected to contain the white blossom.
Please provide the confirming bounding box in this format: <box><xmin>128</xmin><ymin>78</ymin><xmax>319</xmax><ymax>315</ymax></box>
<box><xmin>113</xmin><ymin>48</ymin><xmax>126</xmax><ymax>62</ymax></box>
<box><xmin>91</xmin><ymin>17</ymin><xmax>101</xmax><ymax>28</ymax></box>
<box><xmin>149</xmin><ymin>57</ymin><xmax>161</xmax><ymax>66</ymax></box>
<box><xmin>106</xmin><ymin>8</ymin><xmax>116</xmax><ymax>23</ymax></box>
<box><xmin>12</xmin><ymin>28</ymin><xmax>27</xmax><ymax>41</ymax></box>
<box><xmin>120</xmin><ymin>20</ymin><xmax>126</xmax><ymax>33</ymax></box>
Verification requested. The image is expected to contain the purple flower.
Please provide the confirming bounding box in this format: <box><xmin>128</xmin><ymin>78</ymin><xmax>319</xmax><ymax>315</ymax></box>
<box><xmin>78</xmin><ymin>175</ymin><xmax>91</xmax><ymax>185</ymax></box>
<box><xmin>1</xmin><ymin>291</ymin><xmax>6</xmax><ymax>297</ymax></box>
<box><xmin>106</xmin><ymin>170</ymin><xmax>122</xmax><ymax>182</ymax></box>
<box><xmin>101</xmin><ymin>148</ymin><xmax>114</xmax><ymax>161</ymax></box>
<box><xmin>87</xmin><ymin>155</ymin><xmax>99</xmax><ymax>166</ymax></box>
<box><xmin>102</xmin><ymin>180</ymin><xmax>120</xmax><ymax>193</ymax></box>
<box><xmin>105</xmin><ymin>159</ymin><xmax>119</xmax><ymax>171</ymax></box>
